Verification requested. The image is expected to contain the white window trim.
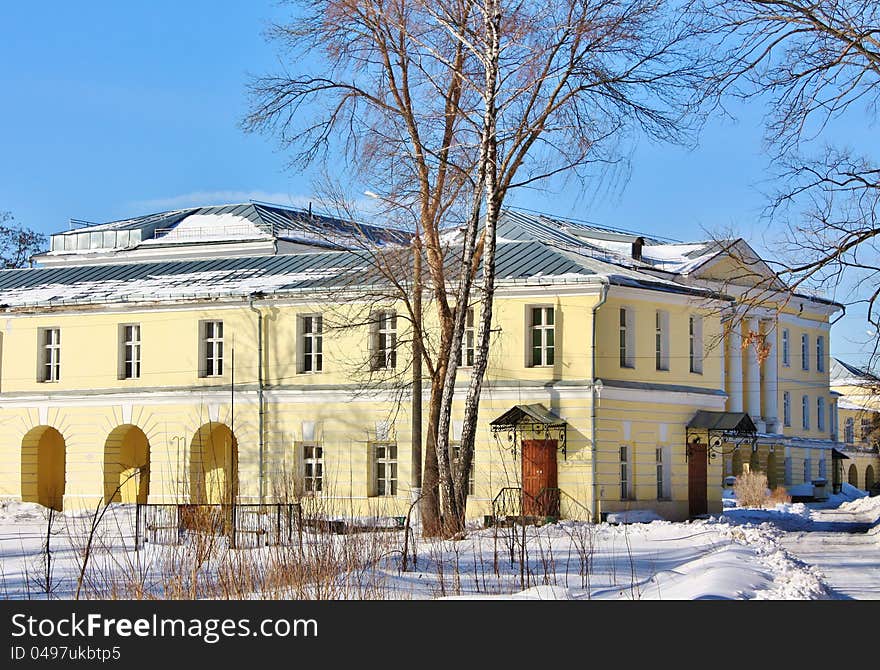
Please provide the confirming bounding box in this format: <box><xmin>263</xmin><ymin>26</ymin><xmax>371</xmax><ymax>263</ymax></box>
<box><xmin>371</xmin><ymin>311</ymin><xmax>397</xmax><ymax>371</ymax></box>
<box><xmin>802</xmin><ymin>395</ymin><xmax>810</xmax><ymax>430</ymax></box>
<box><xmin>619</xmin><ymin>307</ymin><xmax>635</xmax><ymax>369</ymax></box>
<box><xmin>801</xmin><ymin>333</ymin><xmax>809</xmax><ymax>371</ymax></box>
<box><xmin>302</xmin><ymin>443</ymin><xmax>323</xmax><ymax>495</ymax></box>
<box><xmin>689</xmin><ymin>314</ymin><xmax>703</xmax><ymax>374</ymax></box>
<box><xmin>119</xmin><ymin>323</ymin><xmax>141</xmax><ymax>380</ymax></box>
<box><xmin>620</xmin><ymin>445</ymin><xmax>633</xmax><ymax>500</ymax></box>
<box><xmin>655</xmin><ymin>310</ymin><xmax>670</xmax><ymax>371</ymax></box>
<box><xmin>817</xmin><ymin>397</ymin><xmax>826</xmax><ymax>432</ymax></box>
<box><xmin>299</xmin><ymin>313</ymin><xmax>323</xmax><ymax>374</ymax></box>
<box><xmin>781</xmin><ymin>328</ymin><xmax>790</xmax><ymax>367</ymax></box>
<box><xmin>816</xmin><ymin>335</ymin><xmax>825</xmax><ymax>373</ymax></box>
<box><xmin>459</xmin><ymin>308</ymin><xmax>475</xmax><ymax>368</ymax></box>
<box><xmin>528</xmin><ymin>305</ymin><xmax>555</xmax><ymax>368</ymax></box>
<box><xmin>200</xmin><ymin>320</ymin><xmax>224</xmax><ymax>378</ymax></box>
<box><xmin>39</xmin><ymin>327</ymin><xmax>61</xmax><ymax>383</ymax></box>
<box><xmin>373</xmin><ymin>442</ymin><xmax>398</xmax><ymax>497</ymax></box>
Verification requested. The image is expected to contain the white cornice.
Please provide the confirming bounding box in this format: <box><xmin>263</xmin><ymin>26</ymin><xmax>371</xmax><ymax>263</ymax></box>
<box><xmin>597</xmin><ymin>384</ymin><xmax>727</xmax><ymax>409</ymax></box>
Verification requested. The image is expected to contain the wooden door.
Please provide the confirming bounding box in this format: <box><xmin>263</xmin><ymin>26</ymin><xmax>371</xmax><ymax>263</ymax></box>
<box><xmin>522</xmin><ymin>439</ymin><xmax>558</xmax><ymax>516</ymax></box>
<box><xmin>688</xmin><ymin>441</ymin><xmax>708</xmax><ymax>518</ymax></box>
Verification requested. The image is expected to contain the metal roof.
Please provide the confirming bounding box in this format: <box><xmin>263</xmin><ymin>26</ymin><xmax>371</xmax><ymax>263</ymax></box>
<box><xmin>687</xmin><ymin>410</ymin><xmax>757</xmax><ymax>433</ymax></box>
<box><xmin>490</xmin><ymin>404</ymin><xmax>566</xmax><ymax>428</ymax></box>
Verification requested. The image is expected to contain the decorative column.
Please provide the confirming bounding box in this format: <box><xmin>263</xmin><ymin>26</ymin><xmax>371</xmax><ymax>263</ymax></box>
<box><xmin>762</xmin><ymin>319</ymin><xmax>779</xmax><ymax>433</ymax></box>
<box><xmin>727</xmin><ymin>320</ymin><xmax>744</xmax><ymax>413</ymax></box>
<box><xmin>744</xmin><ymin>317</ymin><xmax>764</xmax><ymax>431</ymax></box>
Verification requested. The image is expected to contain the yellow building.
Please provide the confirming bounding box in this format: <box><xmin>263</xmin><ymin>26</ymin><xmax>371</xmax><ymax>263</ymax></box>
<box><xmin>0</xmin><ymin>204</ymin><xmax>846</xmax><ymax>519</ymax></box>
<box><xmin>832</xmin><ymin>358</ymin><xmax>880</xmax><ymax>492</ymax></box>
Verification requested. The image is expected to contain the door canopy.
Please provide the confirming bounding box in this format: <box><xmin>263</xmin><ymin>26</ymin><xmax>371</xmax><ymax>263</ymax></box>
<box><xmin>686</xmin><ymin>410</ymin><xmax>757</xmax><ymax>460</ymax></box>
<box><xmin>490</xmin><ymin>404</ymin><xmax>567</xmax><ymax>459</ymax></box>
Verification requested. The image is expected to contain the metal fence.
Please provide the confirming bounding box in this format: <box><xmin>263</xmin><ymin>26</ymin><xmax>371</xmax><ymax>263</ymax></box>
<box><xmin>135</xmin><ymin>503</ymin><xmax>303</xmax><ymax>549</ymax></box>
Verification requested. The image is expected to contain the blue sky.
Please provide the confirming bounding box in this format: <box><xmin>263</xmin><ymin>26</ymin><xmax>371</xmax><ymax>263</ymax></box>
<box><xmin>0</xmin><ymin>1</ymin><xmax>874</xmax><ymax>364</ymax></box>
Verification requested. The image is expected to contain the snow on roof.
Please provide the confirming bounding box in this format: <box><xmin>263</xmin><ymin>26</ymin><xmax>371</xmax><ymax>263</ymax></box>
<box><xmin>139</xmin><ymin>213</ymin><xmax>269</xmax><ymax>244</ymax></box>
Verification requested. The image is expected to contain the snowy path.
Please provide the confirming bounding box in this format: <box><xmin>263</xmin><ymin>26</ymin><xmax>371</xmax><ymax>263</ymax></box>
<box><xmin>778</xmin><ymin>504</ymin><xmax>880</xmax><ymax>600</ymax></box>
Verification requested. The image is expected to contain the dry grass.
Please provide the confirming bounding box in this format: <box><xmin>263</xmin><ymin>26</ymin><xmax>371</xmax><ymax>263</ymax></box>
<box><xmin>766</xmin><ymin>486</ymin><xmax>791</xmax><ymax>506</ymax></box>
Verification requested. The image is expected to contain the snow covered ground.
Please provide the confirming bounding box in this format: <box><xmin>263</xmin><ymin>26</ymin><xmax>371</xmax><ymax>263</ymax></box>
<box><xmin>0</xmin><ymin>488</ymin><xmax>877</xmax><ymax>600</ymax></box>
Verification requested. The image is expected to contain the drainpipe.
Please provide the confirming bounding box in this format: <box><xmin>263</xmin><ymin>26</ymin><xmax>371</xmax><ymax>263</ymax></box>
<box><xmin>248</xmin><ymin>293</ymin><xmax>266</xmax><ymax>502</ymax></box>
<box><xmin>590</xmin><ymin>279</ymin><xmax>609</xmax><ymax>522</ymax></box>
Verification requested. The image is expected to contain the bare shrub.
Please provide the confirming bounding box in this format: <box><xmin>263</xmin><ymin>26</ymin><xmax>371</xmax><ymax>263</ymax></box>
<box><xmin>734</xmin><ymin>471</ymin><xmax>769</xmax><ymax>508</ymax></box>
<box><xmin>766</xmin><ymin>486</ymin><xmax>791</xmax><ymax>507</ymax></box>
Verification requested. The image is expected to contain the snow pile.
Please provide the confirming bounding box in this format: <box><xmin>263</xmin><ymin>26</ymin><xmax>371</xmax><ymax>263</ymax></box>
<box><xmin>142</xmin><ymin>213</ymin><xmax>268</xmax><ymax>243</ymax></box>
<box><xmin>604</xmin><ymin>510</ymin><xmax>664</xmax><ymax>524</ymax></box>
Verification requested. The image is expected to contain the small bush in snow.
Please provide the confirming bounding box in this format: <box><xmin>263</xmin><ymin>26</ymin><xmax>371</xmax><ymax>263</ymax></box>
<box><xmin>734</xmin><ymin>471</ymin><xmax>769</xmax><ymax>508</ymax></box>
<box><xmin>766</xmin><ymin>486</ymin><xmax>791</xmax><ymax>506</ymax></box>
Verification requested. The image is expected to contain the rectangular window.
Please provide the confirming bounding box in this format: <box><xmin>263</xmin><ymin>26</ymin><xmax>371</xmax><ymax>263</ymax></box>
<box><xmin>783</xmin><ymin>392</ymin><xmax>791</xmax><ymax>427</ymax></box>
<box><xmin>371</xmin><ymin>311</ymin><xmax>397</xmax><ymax>370</ymax></box>
<box><xmin>801</xmin><ymin>333</ymin><xmax>809</xmax><ymax>371</ymax></box>
<box><xmin>689</xmin><ymin>315</ymin><xmax>703</xmax><ymax>374</ymax></box>
<box><xmin>804</xmin><ymin>455</ymin><xmax>812</xmax><ymax>483</ymax></box>
<box><xmin>782</xmin><ymin>329</ymin><xmax>790</xmax><ymax>367</ymax></box>
<box><xmin>816</xmin><ymin>335</ymin><xmax>825</xmax><ymax>373</ymax></box>
<box><xmin>861</xmin><ymin>418</ymin><xmax>872</xmax><ymax>442</ymax></box>
<box><xmin>802</xmin><ymin>395</ymin><xmax>810</xmax><ymax>430</ymax></box>
<box><xmin>119</xmin><ymin>324</ymin><xmax>141</xmax><ymax>380</ymax></box>
<box><xmin>655</xmin><ymin>311</ymin><xmax>669</xmax><ymax>371</ymax></box>
<box><xmin>303</xmin><ymin>444</ymin><xmax>323</xmax><ymax>494</ymax></box>
<box><xmin>300</xmin><ymin>314</ymin><xmax>323</xmax><ymax>373</ymax></box>
<box><xmin>39</xmin><ymin>328</ymin><xmax>61</xmax><ymax>382</ymax></box>
<box><xmin>817</xmin><ymin>397</ymin><xmax>826</xmax><ymax>432</ymax></box>
<box><xmin>450</xmin><ymin>443</ymin><xmax>476</xmax><ymax>496</ymax></box>
<box><xmin>458</xmin><ymin>308</ymin><xmax>475</xmax><ymax>368</ymax></box>
<box><xmin>619</xmin><ymin>307</ymin><xmax>634</xmax><ymax>368</ymax></box>
<box><xmin>374</xmin><ymin>443</ymin><xmax>398</xmax><ymax>496</ymax></box>
<box><xmin>201</xmin><ymin>320</ymin><xmax>224</xmax><ymax>377</ymax></box>
<box><xmin>656</xmin><ymin>448</ymin><xmax>665</xmax><ymax>500</ymax></box>
<box><xmin>529</xmin><ymin>306</ymin><xmax>555</xmax><ymax>367</ymax></box>
<box><xmin>845</xmin><ymin>417</ymin><xmax>855</xmax><ymax>444</ymax></box>
<box><xmin>620</xmin><ymin>446</ymin><xmax>631</xmax><ymax>500</ymax></box>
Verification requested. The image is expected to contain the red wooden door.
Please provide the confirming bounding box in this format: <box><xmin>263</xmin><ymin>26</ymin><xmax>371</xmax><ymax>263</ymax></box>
<box><xmin>522</xmin><ymin>439</ymin><xmax>558</xmax><ymax>516</ymax></box>
<box><xmin>688</xmin><ymin>441</ymin><xmax>708</xmax><ymax>518</ymax></box>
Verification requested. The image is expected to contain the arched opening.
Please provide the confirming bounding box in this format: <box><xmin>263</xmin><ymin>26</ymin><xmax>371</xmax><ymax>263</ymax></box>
<box><xmin>766</xmin><ymin>452</ymin><xmax>778</xmax><ymax>489</ymax></box>
<box><xmin>190</xmin><ymin>423</ymin><xmax>238</xmax><ymax>504</ymax></box>
<box><xmin>21</xmin><ymin>426</ymin><xmax>66</xmax><ymax>511</ymax></box>
<box><xmin>848</xmin><ymin>464</ymin><xmax>859</xmax><ymax>487</ymax></box>
<box><xmin>732</xmin><ymin>450</ymin><xmax>743</xmax><ymax>477</ymax></box>
<box><xmin>865</xmin><ymin>465</ymin><xmax>875</xmax><ymax>491</ymax></box>
<box><xmin>104</xmin><ymin>425</ymin><xmax>150</xmax><ymax>504</ymax></box>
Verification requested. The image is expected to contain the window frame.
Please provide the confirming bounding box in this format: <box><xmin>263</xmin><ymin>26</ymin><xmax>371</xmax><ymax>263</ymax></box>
<box><xmin>845</xmin><ymin>417</ymin><xmax>855</xmax><ymax>444</ymax></box>
<box><xmin>802</xmin><ymin>395</ymin><xmax>810</xmax><ymax>430</ymax></box>
<box><xmin>620</xmin><ymin>445</ymin><xmax>632</xmax><ymax>500</ymax></box>
<box><xmin>781</xmin><ymin>328</ymin><xmax>790</xmax><ymax>367</ymax></box>
<box><xmin>619</xmin><ymin>307</ymin><xmax>635</xmax><ymax>369</ymax></box>
<box><xmin>38</xmin><ymin>327</ymin><xmax>61</xmax><ymax>383</ymax></box>
<box><xmin>689</xmin><ymin>314</ymin><xmax>703</xmax><ymax>374</ymax></box>
<box><xmin>371</xmin><ymin>311</ymin><xmax>397</xmax><ymax>371</ymax></box>
<box><xmin>528</xmin><ymin>306</ymin><xmax>555</xmax><ymax>368</ymax></box>
<box><xmin>373</xmin><ymin>442</ymin><xmax>398</xmax><ymax>497</ymax></box>
<box><xmin>655</xmin><ymin>310</ymin><xmax>670</xmax><ymax>371</ymax></box>
<box><xmin>299</xmin><ymin>313</ymin><xmax>324</xmax><ymax>374</ymax></box>
<box><xmin>118</xmin><ymin>323</ymin><xmax>141</xmax><ymax>380</ymax></box>
<box><xmin>817</xmin><ymin>397</ymin><xmax>826</xmax><ymax>432</ymax></box>
<box><xmin>200</xmin><ymin>320</ymin><xmax>224</xmax><ymax>378</ymax></box>
<box><xmin>458</xmin><ymin>307</ymin><xmax>475</xmax><ymax>368</ymax></box>
<box><xmin>302</xmin><ymin>443</ymin><xmax>324</xmax><ymax>495</ymax></box>
<box><xmin>816</xmin><ymin>335</ymin><xmax>825</xmax><ymax>373</ymax></box>
<box><xmin>783</xmin><ymin>391</ymin><xmax>791</xmax><ymax>427</ymax></box>
<box><xmin>801</xmin><ymin>333</ymin><xmax>809</xmax><ymax>371</ymax></box>
<box><xmin>450</xmin><ymin>442</ymin><xmax>476</xmax><ymax>496</ymax></box>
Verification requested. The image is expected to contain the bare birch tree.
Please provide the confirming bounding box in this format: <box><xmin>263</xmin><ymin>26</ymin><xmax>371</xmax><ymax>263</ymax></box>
<box><xmin>246</xmin><ymin>0</ymin><xmax>712</xmax><ymax>535</ymax></box>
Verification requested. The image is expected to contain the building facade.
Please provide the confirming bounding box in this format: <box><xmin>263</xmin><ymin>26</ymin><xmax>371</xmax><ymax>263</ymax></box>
<box><xmin>0</xmin><ymin>204</ymin><xmax>847</xmax><ymax>519</ymax></box>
